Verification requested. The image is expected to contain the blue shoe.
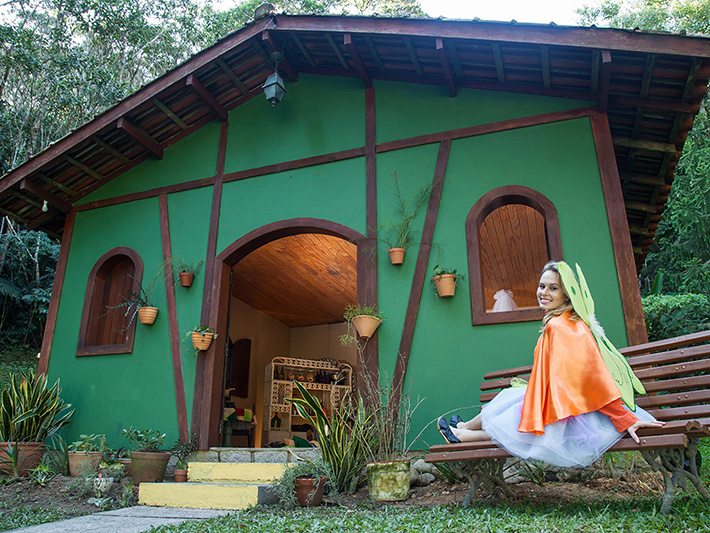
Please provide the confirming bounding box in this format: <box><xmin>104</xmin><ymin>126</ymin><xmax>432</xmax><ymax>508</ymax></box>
<box><xmin>450</xmin><ymin>414</ymin><xmax>463</xmax><ymax>428</ymax></box>
<box><xmin>438</xmin><ymin>416</ymin><xmax>460</xmax><ymax>444</ymax></box>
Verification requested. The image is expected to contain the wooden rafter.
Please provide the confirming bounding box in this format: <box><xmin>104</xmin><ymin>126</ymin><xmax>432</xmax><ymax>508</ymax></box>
<box><xmin>598</xmin><ymin>49</ymin><xmax>611</xmax><ymax>112</ymax></box>
<box><xmin>404</xmin><ymin>37</ymin><xmax>423</xmax><ymax>76</ymax></box>
<box><xmin>36</xmin><ymin>172</ymin><xmax>76</xmax><ymax>196</ymax></box>
<box><xmin>540</xmin><ymin>45</ymin><xmax>550</xmax><ymax>88</ymax></box>
<box><xmin>436</xmin><ymin>38</ymin><xmax>457</xmax><ymax>97</ymax></box>
<box><xmin>19</xmin><ymin>179</ymin><xmax>72</xmax><ymax>213</ymax></box>
<box><xmin>445</xmin><ymin>40</ymin><xmax>463</xmax><ymax>78</ymax></box>
<box><xmin>344</xmin><ymin>33</ymin><xmax>372</xmax><ymax>88</ymax></box>
<box><xmin>151</xmin><ymin>98</ymin><xmax>188</xmax><ymax>129</ymax></box>
<box><xmin>363</xmin><ymin>35</ymin><xmax>385</xmax><ymax>71</ymax></box>
<box><xmin>91</xmin><ymin>135</ymin><xmax>130</xmax><ymax>163</ymax></box>
<box><xmin>262</xmin><ymin>30</ymin><xmax>298</xmax><ymax>81</ymax></box>
<box><xmin>492</xmin><ymin>42</ymin><xmax>506</xmax><ymax>83</ymax></box>
<box><xmin>289</xmin><ymin>32</ymin><xmax>316</xmax><ymax>67</ymax></box>
<box><xmin>325</xmin><ymin>33</ymin><xmax>349</xmax><ymax>69</ymax></box>
<box><xmin>63</xmin><ymin>155</ymin><xmax>104</xmax><ymax>181</ymax></box>
<box><xmin>186</xmin><ymin>74</ymin><xmax>228</xmax><ymax>122</ymax></box>
<box><xmin>614</xmin><ymin>137</ymin><xmax>677</xmax><ymax>153</ymax></box>
<box><xmin>117</xmin><ymin>117</ymin><xmax>164</xmax><ymax>159</ymax></box>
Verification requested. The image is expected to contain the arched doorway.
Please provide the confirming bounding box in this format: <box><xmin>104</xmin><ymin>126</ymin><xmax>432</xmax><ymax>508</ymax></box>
<box><xmin>193</xmin><ymin>218</ymin><xmax>375</xmax><ymax>448</ymax></box>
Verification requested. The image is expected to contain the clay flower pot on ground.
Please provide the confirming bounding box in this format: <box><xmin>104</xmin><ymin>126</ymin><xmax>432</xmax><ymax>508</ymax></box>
<box><xmin>68</xmin><ymin>451</ymin><xmax>105</xmax><ymax>477</ymax></box>
<box><xmin>0</xmin><ymin>442</ymin><xmax>45</xmax><ymax>477</ymax></box>
<box><xmin>387</xmin><ymin>247</ymin><xmax>406</xmax><ymax>265</ymax></box>
<box><xmin>294</xmin><ymin>476</ymin><xmax>327</xmax><ymax>506</ymax></box>
<box><xmin>170</xmin><ymin>433</ymin><xmax>197</xmax><ymax>483</ymax></box>
<box><xmin>430</xmin><ymin>266</ymin><xmax>465</xmax><ymax>298</ymax></box>
<box><xmin>137</xmin><ymin>306</ymin><xmax>158</xmax><ymax>324</ymax></box>
<box><xmin>276</xmin><ymin>460</ymin><xmax>331</xmax><ymax>508</ymax></box>
<box><xmin>122</xmin><ymin>427</ymin><xmax>169</xmax><ymax>484</ymax></box>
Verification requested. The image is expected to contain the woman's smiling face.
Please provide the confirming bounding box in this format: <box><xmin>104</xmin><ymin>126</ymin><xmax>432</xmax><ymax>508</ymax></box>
<box><xmin>537</xmin><ymin>270</ymin><xmax>567</xmax><ymax>311</ymax></box>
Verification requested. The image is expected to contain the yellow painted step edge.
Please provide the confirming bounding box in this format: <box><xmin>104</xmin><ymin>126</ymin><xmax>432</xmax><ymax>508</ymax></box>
<box><xmin>188</xmin><ymin>462</ymin><xmax>292</xmax><ymax>482</ymax></box>
<box><xmin>139</xmin><ymin>483</ymin><xmax>259</xmax><ymax>510</ymax></box>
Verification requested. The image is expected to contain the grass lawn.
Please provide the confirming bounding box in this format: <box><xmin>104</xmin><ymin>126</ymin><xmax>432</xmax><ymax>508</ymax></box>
<box><xmin>148</xmin><ymin>495</ymin><xmax>710</xmax><ymax>532</ymax></box>
<box><xmin>0</xmin><ymin>501</ymin><xmax>74</xmax><ymax>531</ymax></box>
<box><xmin>0</xmin><ymin>345</ymin><xmax>38</xmax><ymax>390</ymax></box>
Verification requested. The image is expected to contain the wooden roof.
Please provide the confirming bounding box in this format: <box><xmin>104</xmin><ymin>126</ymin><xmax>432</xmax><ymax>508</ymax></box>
<box><xmin>1</xmin><ymin>14</ymin><xmax>709</xmax><ymax>267</ymax></box>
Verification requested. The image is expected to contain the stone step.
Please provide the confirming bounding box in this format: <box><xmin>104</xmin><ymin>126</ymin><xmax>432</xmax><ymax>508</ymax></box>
<box><xmin>139</xmin><ymin>481</ymin><xmax>278</xmax><ymax>510</ymax></box>
<box><xmin>190</xmin><ymin>447</ymin><xmax>321</xmax><ymax>464</ymax></box>
<box><xmin>188</xmin><ymin>462</ymin><xmax>290</xmax><ymax>483</ymax></box>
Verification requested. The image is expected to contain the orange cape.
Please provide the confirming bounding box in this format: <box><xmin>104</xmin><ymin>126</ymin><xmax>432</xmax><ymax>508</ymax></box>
<box><xmin>518</xmin><ymin>312</ymin><xmax>622</xmax><ymax>435</ymax></box>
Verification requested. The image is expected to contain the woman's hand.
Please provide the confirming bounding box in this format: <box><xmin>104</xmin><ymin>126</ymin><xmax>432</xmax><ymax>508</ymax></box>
<box><xmin>626</xmin><ymin>419</ymin><xmax>666</xmax><ymax>444</ymax></box>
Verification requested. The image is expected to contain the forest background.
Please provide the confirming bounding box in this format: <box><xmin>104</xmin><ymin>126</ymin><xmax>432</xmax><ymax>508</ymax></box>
<box><xmin>0</xmin><ymin>0</ymin><xmax>708</xmax><ymax>377</ymax></box>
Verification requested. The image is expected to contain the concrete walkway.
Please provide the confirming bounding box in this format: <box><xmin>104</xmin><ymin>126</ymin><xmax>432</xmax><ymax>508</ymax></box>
<box><xmin>6</xmin><ymin>506</ymin><xmax>233</xmax><ymax>533</ymax></box>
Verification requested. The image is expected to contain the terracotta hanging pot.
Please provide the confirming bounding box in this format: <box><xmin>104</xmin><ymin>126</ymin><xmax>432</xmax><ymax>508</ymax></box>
<box><xmin>192</xmin><ymin>332</ymin><xmax>214</xmax><ymax>351</ymax></box>
<box><xmin>388</xmin><ymin>247</ymin><xmax>405</xmax><ymax>265</ymax></box>
<box><xmin>351</xmin><ymin>315</ymin><xmax>382</xmax><ymax>339</ymax></box>
<box><xmin>137</xmin><ymin>306</ymin><xmax>158</xmax><ymax>324</ymax></box>
<box><xmin>432</xmin><ymin>274</ymin><xmax>457</xmax><ymax>298</ymax></box>
<box><xmin>294</xmin><ymin>476</ymin><xmax>326</xmax><ymax>507</ymax></box>
<box><xmin>179</xmin><ymin>272</ymin><xmax>194</xmax><ymax>288</ymax></box>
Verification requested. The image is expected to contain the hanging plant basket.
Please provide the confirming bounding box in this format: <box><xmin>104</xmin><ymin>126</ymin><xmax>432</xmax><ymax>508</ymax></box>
<box><xmin>192</xmin><ymin>332</ymin><xmax>214</xmax><ymax>351</ymax></box>
<box><xmin>137</xmin><ymin>306</ymin><xmax>159</xmax><ymax>324</ymax></box>
<box><xmin>352</xmin><ymin>315</ymin><xmax>382</xmax><ymax>339</ymax></box>
<box><xmin>432</xmin><ymin>274</ymin><xmax>457</xmax><ymax>298</ymax></box>
<box><xmin>388</xmin><ymin>247</ymin><xmax>405</xmax><ymax>265</ymax></box>
<box><xmin>178</xmin><ymin>272</ymin><xmax>194</xmax><ymax>288</ymax></box>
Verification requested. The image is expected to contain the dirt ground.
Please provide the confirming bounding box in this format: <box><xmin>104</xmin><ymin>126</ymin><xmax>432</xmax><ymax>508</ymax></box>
<box><xmin>0</xmin><ymin>470</ymin><xmax>664</xmax><ymax>520</ymax></box>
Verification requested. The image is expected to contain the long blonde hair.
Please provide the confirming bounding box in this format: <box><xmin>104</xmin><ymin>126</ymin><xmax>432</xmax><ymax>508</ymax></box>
<box><xmin>540</xmin><ymin>261</ymin><xmax>580</xmax><ymax>328</ymax></box>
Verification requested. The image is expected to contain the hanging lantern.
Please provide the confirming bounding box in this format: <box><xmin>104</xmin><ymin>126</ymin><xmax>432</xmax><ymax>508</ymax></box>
<box><xmin>263</xmin><ymin>52</ymin><xmax>286</xmax><ymax>106</ymax></box>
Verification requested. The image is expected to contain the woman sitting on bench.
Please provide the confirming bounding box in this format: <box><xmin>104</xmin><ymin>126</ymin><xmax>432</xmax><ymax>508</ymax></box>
<box><xmin>438</xmin><ymin>261</ymin><xmax>664</xmax><ymax>467</ymax></box>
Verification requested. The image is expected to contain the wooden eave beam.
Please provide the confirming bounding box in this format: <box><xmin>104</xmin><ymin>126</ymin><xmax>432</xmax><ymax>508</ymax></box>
<box><xmin>404</xmin><ymin>37</ymin><xmax>423</xmax><ymax>76</ymax></box>
<box><xmin>186</xmin><ymin>75</ymin><xmax>228</xmax><ymax>122</ymax></box>
<box><xmin>117</xmin><ymin>117</ymin><xmax>164</xmax><ymax>159</ymax></box>
<box><xmin>445</xmin><ymin>40</ymin><xmax>463</xmax><ymax>77</ymax></box>
<box><xmin>289</xmin><ymin>32</ymin><xmax>316</xmax><ymax>67</ymax></box>
<box><xmin>91</xmin><ymin>135</ymin><xmax>130</xmax><ymax>163</ymax></box>
<box><xmin>613</xmin><ymin>136</ymin><xmax>677</xmax><ymax>153</ymax></box>
<box><xmin>0</xmin><ymin>19</ymin><xmax>270</xmax><ymax>193</ymax></box>
<box><xmin>9</xmin><ymin>190</ymin><xmax>42</xmax><ymax>209</ymax></box>
<box><xmin>344</xmin><ymin>33</ymin><xmax>372</xmax><ymax>88</ymax></box>
<box><xmin>629</xmin><ymin>224</ymin><xmax>650</xmax><ymax>235</ymax></box>
<box><xmin>63</xmin><ymin>154</ymin><xmax>104</xmax><ymax>181</ymax></box>
<box><xmin>363</xmin><ymin>35</ymin><xmax>385</xmax><ymax>72</ymax></box>
<box><xmin>626</xmin><ymin>200</ymin><xmax>658</xmax><ymax>213</ymax></box>
<box><xmin>271</xmin><ymin>16</ymin><xmax>710</xmax><ymax>58</ymax></box>
<box><xmin>0</xmin><ymin>206</ymin><xmax>29</xmax><ymax>224</ymax></box>
<box><xmin>151</xmin><ymin>98</ymin><xmax>189</xmax><ymax>129</ymax></box>
<box><xmin>541</xmin><ymin>45</ymin><xmax>551</xmax><ymax>88</ymax></box>
<box><xmin>325</xmin><ymin>33</ymin><xmax>349</xmax><ymax>70</ymax></box>
<box><xmin>36</xmin><ymin>172</ymin><xmax>76</xmax><ymax>196</ymax></box>
<box><xmin>436</xmin><ymin>38</ymin><xmax>457</xmax><ymax>97</ymax></box>
<box><xmin>262</xmin><ymin>30</ymin><xmax>298</xmax><ymax>81</ymax></box>
<box><xmin>621</xmin><ymin>171</ymin><xmax>666</xmax><ymax>186</ymax></box>
<box><xmin>608</xmin><ymin>94</ymin><xmax>698</xmax><ymax>113</ymax></box>
<box><xmin>598</xmin><ymin>49</ymin><xmax>611</xmax><ymax>112</ymax></box>
<box><xmin>492</xmin><ymin>42</ymin><xmax>506</xmax><ymax>83</ymax></box>
<box><xmin>19</xmin><ymin>179</ymin><xmax>72</xmax><ymax>213</ymax></box>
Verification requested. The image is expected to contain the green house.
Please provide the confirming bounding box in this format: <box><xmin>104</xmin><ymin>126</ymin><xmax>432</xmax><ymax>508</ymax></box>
<box><xmin>1</xmin><ymin>14</ymin><xmax>709</xmax><ymax>450</ymax></box>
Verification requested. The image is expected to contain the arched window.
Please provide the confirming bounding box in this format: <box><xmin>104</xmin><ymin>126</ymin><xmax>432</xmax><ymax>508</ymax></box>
<box><xmin>76</xmin><ymin>247</ymin><xmax>144</xmax><ymax>356</ymax></box>
<box><xmin>466</xmin><ymin>186</ymin><xmax>563</xmax><ymax>325</ymax></box>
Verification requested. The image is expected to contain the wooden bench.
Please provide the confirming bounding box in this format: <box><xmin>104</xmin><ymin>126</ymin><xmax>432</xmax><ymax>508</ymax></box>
<box><xmin>424</xmin><ymin>329</ymin><xmax>710</xmax><ymax>512</ymax></box>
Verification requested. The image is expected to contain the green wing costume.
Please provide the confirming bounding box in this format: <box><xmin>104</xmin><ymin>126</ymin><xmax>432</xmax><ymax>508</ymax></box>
<box><xmin>556</xmin><ymin>262</ymin><xmax>645</xmax><ymax>410</ymax></box>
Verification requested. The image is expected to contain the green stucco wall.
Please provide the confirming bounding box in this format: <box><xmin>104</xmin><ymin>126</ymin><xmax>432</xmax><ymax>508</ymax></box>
<box><xmin>48</xmin><ymin>74</ymin><xmax>628</xmax><ymax>450</ymax></box>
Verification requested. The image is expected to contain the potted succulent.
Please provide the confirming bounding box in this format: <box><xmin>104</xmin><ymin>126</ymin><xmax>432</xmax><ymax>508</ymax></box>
<box><xmin>339</xmin><ymin>304</ymin><xmax>384</xmax><ymax>345</ymax></box>
<box><xmin>186</xmin><ymin>325</ymin><xmax>217</xmax><ymax>352</ymax></box>
<box><xmin>170</xmin><ymin>433</ymin><xmax>198</xmax><ymax>482</ymax></box>
<box><xmin>275</xmin><ymin>460</ymin><xmax>332</xmax><ymax>507</ymax></box>
<box><xmin>68</xmin><ymin>434</ymin><xmax>108</xmax><ymax>477</ymax></box>
<box><xmin>164</xmin><ymin>258</ymin><xmax>204</xmax><ymax>288</ymax></box>
<box><xmin>122</xmin><ymin>427</ymin><xmax>169</xmax><ymax>484</ymax></box>
<box><xmin>430</xmin><ymin>265</ymin><xmax>465</xmax><ymax>298</ymax></box>
<box><xmin>0</xmin><ymin>370</ymin><xmax>74</xmax><ymax>477</ymax></box>
<box><xmin>379</xmin><ymin>170</ymin><xmax>434</xmax><ymax>265</ymax></box>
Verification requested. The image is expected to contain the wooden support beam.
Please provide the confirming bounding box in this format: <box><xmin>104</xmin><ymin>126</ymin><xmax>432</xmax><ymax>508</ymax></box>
<box><xmin>591</xmin><ymin>49</ymin><xmax>600</xmax><ymax>92</ymax></box>
<box><xmin>436</xmin><ymin>38</ymin><xmax>457</xmax><ymax>97</ymax></box>
<box><xmin>626</xmin><ymin>200</ymin><xmax>658</xmax><ymax>213</ymax></box>
<box><xmin>63</xmin><ymin>154</ymin><xmax>104</xmax><ymax>181</ymax></box>
<box><xmin>363</xmin><ymin>35</ymin><xmax>385</xmax><ymax>72</ymax></box>
<box><xmin>541</xmin><ymin>45</ymin><xmax>551</xmax><ymax>88</ymax></box>
<box><xmin>289</xmin><ymin>32</ymin><xmax>316</xmax><ymax>67</ymax></box>
<box><xmin>404</xmin><ymin>37</ymin><xmax>423</xmax><ymax>76</ymax></box>
<box><xmin>598</xmin><ymin>49</ymin><xmax>611</xmax><ymax>112</ymax></box>
<box><xmin>0</xmin><ymin>206</ymin><xmax>30</xmax><ymax>224</ymax></box>
<box><xmin>344</xmin><ymin>33</ymin><xmax>372</xmax><ymax>88</ymax></box>
<box><xmin>186</xmin><ymin>74</ymin><xmax>228</xmax><ymax>122</ymax></box>
<box><xmin>117</xmin><ymin>117</ymin><xmax>164</xmax><ymax>159</ymax></box>
<box><xmin>629</xmin><ymin>224</ymin><xmax>650</xmax><ymax>235</ymax></box>
<box><xmin>681</xmin><ymin>58</ymin><xmax>703</xmax><ymax>103</ymax></box>
<box><xmin>613</xmin><ymin>137</ymin><xmax>677</xmax><ymax>153</ymax></box>
<box><xmin>608</xmin><ymin>94</ymin><xmax>698</xmax><ymax>114</ymax></box>
<box><xmin>151</xmin><ymin>98</ymin><xmax>188</xmax><ymax>129</ymax></box>
<box><xmin>36</xmin><ymin>172</ymin><xmax>76</xmax><ymax>196</ymax></box>
<box><xmin>325</xmin><ymin>33</ymin><xmax>349</xmax><ymax>70</ymax></box>
<box><xmin>91</xmin><ymin>135</ymin><xmax>130</xmax><ymax>162</ymax></box>
<box><xmin>445</xmin><ymin>40</ymin><xmax>462</xmax><ymax>77</ymax></box>
<box><xmin>492</xmin><ymin>42</ymin><xmax>505</xmax><ymax>83</ymax></box>
<box><xmin>9</xmin><ymin>189</ymin><xmax>43</xmax><ymax>209</ymax></box>
<box><xmin>621</xmin><ymin>172</ymin><xmax>666</xmax><ymax>186</ymax></box>
<box><xmin>20</xmin><ymin>179</ymin><xmax>72</xmax><ymax>213</ymax></box>
<box><xmin>216</xmin><ymin>59</ymin><xmax>249</xmax><ymax>96</ymax></box>
<box><xmin>261</xmin><ymin>30</ymin><xmax>298</xmax><ymax>81</ymax></box>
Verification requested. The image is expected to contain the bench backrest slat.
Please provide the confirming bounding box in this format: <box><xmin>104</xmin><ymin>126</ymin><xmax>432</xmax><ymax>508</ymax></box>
<box><xmin>627</xmin><ymin>344</ymin><xmax>710</xmax><ymax>368</ymax></box>
<box><xmin>636</xmin><ymin>389</ymin><xmax>710</xmax><ymax>409</ymax></box>
<box><xmin>645</xmin><ymin>404</ymin><xmax>710</xmax><ymax>421</ymax></box>
<box><xmin>635</xmin><ymin>358</ymin><xmax>710</xmax><ymax>380</ymax></box>
<box><xmin>619</xmin><ymin>330</ymin><xmax>710</xmax><ymax>356</ymax></box>
<box><xmin>643</xmin><ymin>374</ymin><xmax>710</xmax><ymax>393</ymax></box>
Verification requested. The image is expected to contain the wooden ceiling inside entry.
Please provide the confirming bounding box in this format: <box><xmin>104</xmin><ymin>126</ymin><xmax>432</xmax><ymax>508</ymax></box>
<box><xmin>232</xmin><ymin>233</ymin><xmax>357</xmax><ymax>327</ymax></box>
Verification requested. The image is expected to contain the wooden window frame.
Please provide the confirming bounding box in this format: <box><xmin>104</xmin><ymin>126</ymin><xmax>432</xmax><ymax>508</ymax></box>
<box><xmin>76</xmin><ymin>247</ymin><xmax>144</xmax><ymax>356</ymax></box>
<box><xmin>466</xmin><ymin>186</ymin><xmax>563</xmax><ymax>326</ymax></box>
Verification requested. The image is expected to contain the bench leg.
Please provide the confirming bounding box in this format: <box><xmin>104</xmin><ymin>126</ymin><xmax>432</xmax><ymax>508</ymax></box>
<box><xmin>640</xmin><ymin>439</ymin><xmax>710</xmax><ymax>514</ymax></box>
<box><xmin>448</xmin><ymin>458</ymin><xmax>514</xmax><ymax>505</ymax></box>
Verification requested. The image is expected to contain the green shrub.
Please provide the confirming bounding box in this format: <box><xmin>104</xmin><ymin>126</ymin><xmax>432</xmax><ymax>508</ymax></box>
<box><xmin>642</xmin><ymin>293</ymin><xmax>710</xmax><ymax>342</ymax></box>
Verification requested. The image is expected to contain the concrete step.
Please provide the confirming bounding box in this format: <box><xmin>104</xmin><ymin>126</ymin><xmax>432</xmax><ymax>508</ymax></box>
<box><xmin>188</xmin><ymin>462</ymin><xmax>290</xmax><ymax>483</ymax></box>
<box><xmin>190</xmin><ymin>447</ymin><xmax>321</xmax><ymax>464</ymax></box>
<box><xmin>139</xmin><ymin>481</ymin><xmax>278</xmax><ymax>510</ymax></box>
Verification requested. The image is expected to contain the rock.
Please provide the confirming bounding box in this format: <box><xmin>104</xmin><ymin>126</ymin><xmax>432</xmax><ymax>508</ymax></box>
<box><xmin>412</xmin><ymin>459</ymin><xmax>435</xmax><ymax>474</ymax></box>
<box><xmin>254</xmin><ymin>3</ymin><xmax>275</xmax><ymax>20</ymax></box>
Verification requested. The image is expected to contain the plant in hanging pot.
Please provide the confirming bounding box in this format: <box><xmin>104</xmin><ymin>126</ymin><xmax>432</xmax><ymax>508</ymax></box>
<box><xmin>0</xmin><ymin>370</ymin><xmax>74</xmax><ymax>477</ymax></box>
<box><xmin>164</xmin><ymin>258</ymin><xmax>204</xmax><ymax>288</ymax></box>
<box><xmin>430</xmin><ymin>265</ymin><xmax>465</xmax><ymax>298</ymax></box>
<box><xmin>339</xmin><ymin>304</ymin><xmax>384</xmax><ymax>346</ymax></box>
<box><xmin>109</xmin><ymin>274</ymin><xmax>159</xmax><ymax>325</ymax></box>
<box><xmin>378</xmin><ymin>170</ymin><xmax>435</xmax><ymax>266</ymax></box>
<box><xmin>122</xmin><ymin>427</ymin><xmax>169</xmax><ymax>484</ymax></box>
<box><xmin>170</xmin><ymin>433</ymin><xmax>198</xmax><ymax>483</ymax></box>
<box><xmin>275</xmin><ymin>459</ymin><xmax>333</xmax><ymax>507</ymax></box>
<box><xmin>68</xmin><ymin>433</ymin><xmax>108</xmax><ymax>477</ymax></box>
<box><xmin>186</xmin><ymin>325</ymin><xmax>218</xmax><ymax>353</ymax></box>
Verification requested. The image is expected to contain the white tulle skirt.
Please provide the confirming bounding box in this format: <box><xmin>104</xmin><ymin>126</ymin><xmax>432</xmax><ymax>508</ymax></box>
<box><xmin>480</xmin><ymin>387</ymin><xmax>656</xmax><ymax>467</ymax></box>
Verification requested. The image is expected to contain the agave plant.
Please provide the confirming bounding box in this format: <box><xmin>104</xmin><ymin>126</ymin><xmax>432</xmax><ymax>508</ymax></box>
<box><xmin>287</xmin><ymin>381</ymin><xmax>374</xmax><ymax>493</ymax></box>
<box><xmin>0</xmin><ymin>370</ymin><xmax>74</xmax><ymax>443</ymax></box>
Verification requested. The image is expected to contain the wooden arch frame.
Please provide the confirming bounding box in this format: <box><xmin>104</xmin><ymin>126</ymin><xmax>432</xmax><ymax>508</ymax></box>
<box><xmin>195</xmin><ymin>218</ymin><xmax>368</xmax><ymax>447</ymax></box>
<box><xmin>76</xmin><ymin>246</ymin><xmax>144</xmax><ymax>356</ymax></box>
<box><xmin>466</xmin><ymin>186</ymin><xmax>563</xmax><ymax>326</ymax></box>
